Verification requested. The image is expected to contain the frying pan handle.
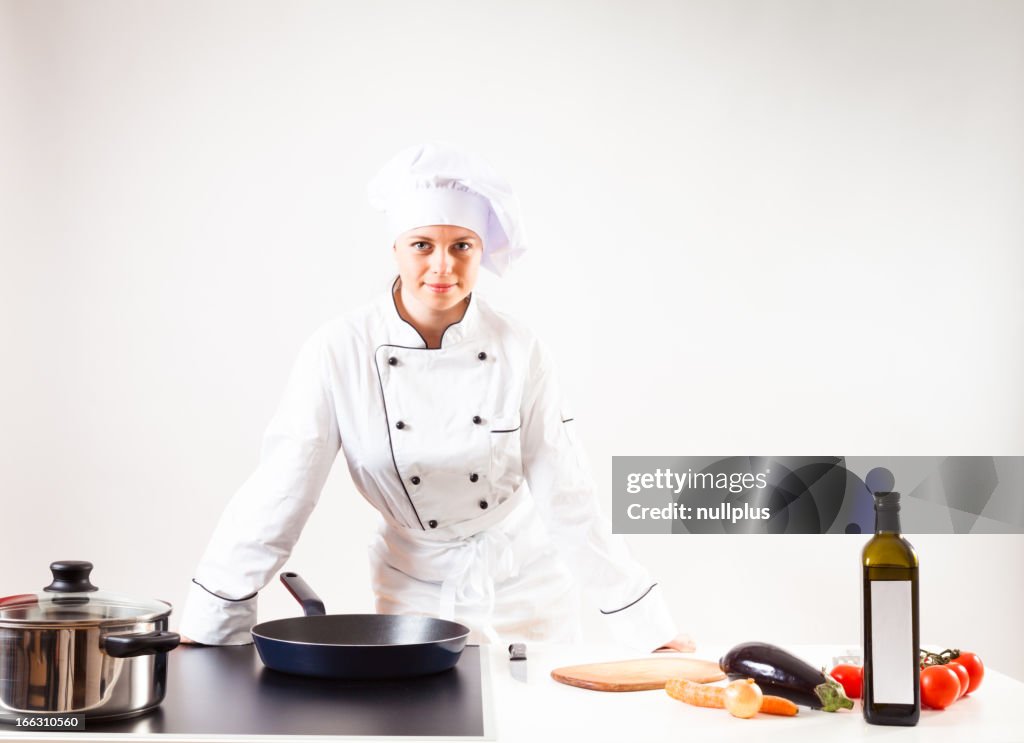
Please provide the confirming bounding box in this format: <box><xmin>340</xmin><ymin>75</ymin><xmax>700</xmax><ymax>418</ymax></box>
<box><xmin>280</xmin><ymin>572</ymin><xmax>327</xmax><ymax>616</ymax></box>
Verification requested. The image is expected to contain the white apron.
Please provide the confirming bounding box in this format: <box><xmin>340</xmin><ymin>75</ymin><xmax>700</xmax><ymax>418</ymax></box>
<box><xmin>370</xmin><ymin>486</ymin><xmax>581</xmax><ymax>644</ymax></box>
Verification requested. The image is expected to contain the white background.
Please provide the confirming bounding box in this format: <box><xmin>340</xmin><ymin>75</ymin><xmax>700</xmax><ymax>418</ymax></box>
<box><xmin>2</xmin><ymin>0</ymin><xmax>1022</xmax><ymax>681</ymax></box>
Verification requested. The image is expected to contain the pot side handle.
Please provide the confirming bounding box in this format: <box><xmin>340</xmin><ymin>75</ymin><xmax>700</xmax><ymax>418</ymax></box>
<box><xmin>103</xmin><ymin>631</ymin><xmax>181</xmax><ymax>658</ymax></box>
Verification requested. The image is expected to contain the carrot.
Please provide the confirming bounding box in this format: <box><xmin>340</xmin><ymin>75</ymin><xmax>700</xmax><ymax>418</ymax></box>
<box><xmin>758</xmin><ymin>695</ymin><xmax>799</xmax><ymax>716</ymax></box>
<box><xmin>665</xmin><ymin>679</ymin><xmax>798</xmax><ymax>717</ymax></box>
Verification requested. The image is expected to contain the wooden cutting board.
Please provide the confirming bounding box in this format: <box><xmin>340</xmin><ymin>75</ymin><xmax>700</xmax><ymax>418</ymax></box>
<box><xmin>551</xmin><ymin>658</ymin><xmax>725</xmax><ymax>692</ymax></box>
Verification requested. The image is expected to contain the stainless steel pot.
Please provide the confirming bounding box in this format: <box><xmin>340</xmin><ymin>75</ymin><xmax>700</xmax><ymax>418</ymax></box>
<box><xmin>0</xmin><ymin>561</ymin><xmax>180</xmax><ymax>722</ymax></box>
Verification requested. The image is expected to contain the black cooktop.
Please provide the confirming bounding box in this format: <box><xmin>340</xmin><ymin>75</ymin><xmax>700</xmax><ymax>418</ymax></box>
<box><xmin>88</xmin><ymin>644</ymin><xmax>488</xmax><ymax>738</ymax></box>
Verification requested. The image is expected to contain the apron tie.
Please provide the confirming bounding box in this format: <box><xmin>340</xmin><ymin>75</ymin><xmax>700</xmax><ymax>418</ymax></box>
<box><xmin>438</xmin><ymin>527</ymin><xmax>518</xmax><ymax>643</ymax></box>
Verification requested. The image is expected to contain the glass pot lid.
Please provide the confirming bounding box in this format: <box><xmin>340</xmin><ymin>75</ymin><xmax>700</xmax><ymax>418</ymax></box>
<box><xmin>0</xmin><ymin>561</ymin><xmax>171</xmax><ymax>625</ymax></box>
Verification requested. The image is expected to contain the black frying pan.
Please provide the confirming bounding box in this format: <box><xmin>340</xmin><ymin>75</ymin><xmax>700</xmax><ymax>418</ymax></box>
<box><xmin>251</xmin><ymin>572</ymin><xmax>470</xmax><ymax>679</ymax></box>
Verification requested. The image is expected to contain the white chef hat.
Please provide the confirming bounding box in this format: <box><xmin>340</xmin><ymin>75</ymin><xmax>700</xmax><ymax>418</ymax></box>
<box><xmin>367</xmin><ymin>142</ymin><xmax>527</xmax><ymax>276</ymax></box>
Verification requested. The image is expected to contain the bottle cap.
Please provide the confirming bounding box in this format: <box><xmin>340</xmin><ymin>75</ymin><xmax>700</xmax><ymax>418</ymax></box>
<box><xmin>873</xmin><ymin>491</ymin><xmax>901</xmax><ymax>511</ymax></box>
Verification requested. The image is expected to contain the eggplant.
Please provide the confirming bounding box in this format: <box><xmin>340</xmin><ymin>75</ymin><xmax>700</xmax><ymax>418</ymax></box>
<box><xmin>720</xmin><ymin>641</ymin><xmax>854</xmax><ymax>712</ymax></box>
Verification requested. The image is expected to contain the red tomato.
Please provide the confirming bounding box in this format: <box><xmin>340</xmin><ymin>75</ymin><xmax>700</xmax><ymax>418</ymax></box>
<box><xmin>921</xmin><ymin>665</ymin><xmax>960</xmax><ymax>709</ymax></box>
<box><xmin>953</xmin><ymin>652</ymin><xmax>985</xmax><ymax>695</ymax></box>
<box><xmin>830</xmin><ymin>664</ymin><xmax>863</xmax><ymax>699</ymax></box>
<box><xmin>945</xmin><ymin>661</ymin><xmax>970</xmax><ymax>700</ymax></box>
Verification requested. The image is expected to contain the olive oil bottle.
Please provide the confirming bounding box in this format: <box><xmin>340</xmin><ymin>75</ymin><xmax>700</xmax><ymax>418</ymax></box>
<box><xmin>861</xmin><ymin>491</ymin><xmax>920</xmax><ymax>725</ymax></box>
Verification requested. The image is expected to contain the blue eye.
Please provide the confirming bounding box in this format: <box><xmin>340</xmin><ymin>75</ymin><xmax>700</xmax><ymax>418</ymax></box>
<box><xmin>454</xmin><ymin>242</ymin><xmax>472</xmax><ymax>251</ymax></box>
<box><xmin>412</xmin><ymin>242</ymin><xmax>430</xmax><ymax>250</ymax></box>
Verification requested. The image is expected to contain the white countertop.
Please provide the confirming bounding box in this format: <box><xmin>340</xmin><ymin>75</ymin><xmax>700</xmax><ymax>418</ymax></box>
<box><xmin>2</xmin><ymin>643</ymin><xmax>1020</xmax><ymax>742</ymax></box>
<box><xmin>486</xmin><ymin>643</ymin><xmax>1023</xmax><ymax>743</ymax></box>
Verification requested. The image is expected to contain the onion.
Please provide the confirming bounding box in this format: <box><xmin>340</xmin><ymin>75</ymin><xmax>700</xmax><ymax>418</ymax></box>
<box><xmin>723</xmin><ymin>678</ymin><xmax>763</xmax><ymax>719</ymax></box>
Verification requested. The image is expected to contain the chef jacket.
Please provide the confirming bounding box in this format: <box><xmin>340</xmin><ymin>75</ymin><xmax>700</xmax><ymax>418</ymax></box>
<box><xmin>178</xmin><ymin>280</ymin><xmax>678</xmax><ymax>650</ymax></box>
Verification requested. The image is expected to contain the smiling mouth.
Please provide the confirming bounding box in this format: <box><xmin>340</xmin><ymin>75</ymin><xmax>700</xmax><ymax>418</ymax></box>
<box><xmin>425</xmin><ymin>283</ymin><xmax>456</xmax><ymax>292</ymax></box>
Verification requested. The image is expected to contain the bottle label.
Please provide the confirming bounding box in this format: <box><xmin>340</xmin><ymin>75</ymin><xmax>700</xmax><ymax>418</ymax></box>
<box><xmin>870</xmin><ymin>580</ymin><xmax>915</xmax><ymax>704</ymax></box>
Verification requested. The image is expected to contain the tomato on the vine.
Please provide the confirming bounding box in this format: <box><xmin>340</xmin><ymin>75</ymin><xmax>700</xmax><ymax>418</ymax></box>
<box><xmin>829</xmin><ymin>664</ymin><xmax>862</xmax><ymax>699</ymax></box>
<box><xmin>920</xmin><ymin>665</ymin><xmax>960</xmax><ymax>709</ymax></box>
<box><xmin>953</xmin><ymin>652</ymin><xmax>985</xmax><ymax>695</ymax></box>
<box><xmin>945</xmin><ymin>661</ymin><xmax>970</xmax><ymax>699</ymax></box>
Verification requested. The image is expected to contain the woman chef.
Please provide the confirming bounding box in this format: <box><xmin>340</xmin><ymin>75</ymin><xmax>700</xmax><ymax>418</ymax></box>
<box><xmin>178</xmin><ymin>142</ymin><xmax>694</xmax><ymax>652</ymax></box>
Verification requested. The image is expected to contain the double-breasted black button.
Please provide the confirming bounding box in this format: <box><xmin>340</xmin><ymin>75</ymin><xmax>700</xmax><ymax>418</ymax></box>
<box><xmin>395</xmin><ymin>421</ymin><xmax>405</xmax><ymax>430</ymax></box>
<box><xmin>388</xmin><ymin>356</ymin><xmax>398</xmax><ymax>366</ymax></box>
<box><xmin>410</xmin><ymin>476</ymin><xmax>420</xmax><ymax>485</ymax></box>
<box><xmin>472</xmin><ymin>415</ymin><xmax>482</xmax><ymax>425</ymax></box>
<box><xmin>479</xmin><ymin>500</ymin><xmax>488</xmax><ymax>510</ymax></box>
<box><xmin>469</xmin><ymin>473</ymin><xmax>479</xmax><ymax>483</ymax></box>
<box><xmin>428</xmin><ymin>520</ymin><xmax>438</xmax><ymax>529</ymax></box>
<box><xmin>478</xmin><ymin>352</ymin><xmax>487</xmax><ymax>361</ymax></box>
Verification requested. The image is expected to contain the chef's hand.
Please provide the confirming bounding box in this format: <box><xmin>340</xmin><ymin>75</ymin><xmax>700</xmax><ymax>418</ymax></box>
<box><xmin>654</xmin><ymin>632</ymin><xmax>696</xmax><ymax>653</ymax></box>
<box><xmin>179</xmin><ymin>635</ymin><xmax>198</xmax><ymax>645</ymax></box>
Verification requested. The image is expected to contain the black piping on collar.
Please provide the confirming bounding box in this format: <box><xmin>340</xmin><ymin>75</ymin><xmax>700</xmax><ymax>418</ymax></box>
<box><xmin>390</xmin><ymin>276</ymin><xmax>474</xmax><ymax>350</ymax></box>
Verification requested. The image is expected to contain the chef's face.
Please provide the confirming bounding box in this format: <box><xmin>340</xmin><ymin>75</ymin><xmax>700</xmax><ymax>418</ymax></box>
<box><xmin>393</xmin><ymin>225</ymin><xmax>482</xmax><ymax>312</ymax></box>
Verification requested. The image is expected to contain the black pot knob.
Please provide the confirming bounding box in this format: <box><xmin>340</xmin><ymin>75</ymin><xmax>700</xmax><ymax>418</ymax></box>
<box><xmin>45</xmin><ymin>561</ymin><xmax>99</xmax><ymax>593</ymax></box>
